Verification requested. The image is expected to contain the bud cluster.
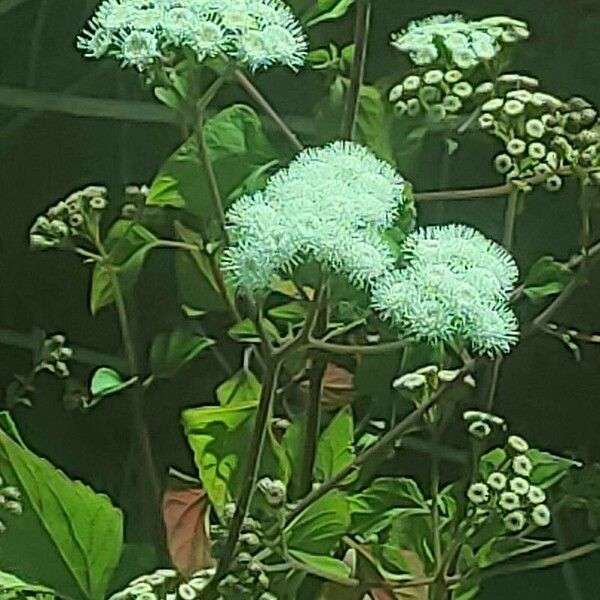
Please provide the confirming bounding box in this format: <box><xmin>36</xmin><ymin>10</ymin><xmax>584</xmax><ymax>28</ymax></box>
<box><xmin>36</xmin><ymin>334</ymin><xmax>72</xmax><ymax>379</ymax></box>
<box><xmin>389</xmin><ymin>67</ymin><xmax>476</xmax><ymax>123</ymax></box>
<box><xmin>0</xmin><ymin>479</ymin><xmax>23</xmax><ymax>535</ymax></box>
<box><xmin>477</xmin><ymin>77</ymin><xmax>600</xmax><ymax>190</ymax></box>
<box><xmin>466</xmin><ymin>429</ymin><xmax>552</xmax><ymax>533</ymax></box>
<box><xmin>30</xmin><ymin>186</ymin><xmax>108</xmax><ymax>250</ymax></box>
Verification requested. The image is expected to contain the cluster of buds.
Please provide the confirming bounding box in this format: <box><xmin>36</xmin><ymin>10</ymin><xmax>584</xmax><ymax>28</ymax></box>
<box><xmin>30</xmin><ymin>186</ymin><xmax>109</xmax><ymax>250</ymax></box>
<box><xmin>477</xmin><ymin>76</ymin><xmax>600</xmax><ymax>190</ymax></box>
<box><xmin>393</xmin><ymin>364</ymin><xmax>476</xmax><ymax>395</ymax></box>
<box><xmin>466</xmin><ymin>433</ymin><xmax>552</xmax><ymax>532</ymax></box>
<box><xmin>122</xmin><ymin>184</ymin><xmax>149</xmax><ymax>219</ymax></box>
<box><xmin>0</xmin><ymin>479</ymin><xmax>23</xmax><ymax>535</ymax></box>
<box><xmin>389</xmin><ymin>67</ymin><xmax>476</xmax><ymax>122</ymax></box>
<box><xmin>36</xmin><ymin>334</ymin><xmax>72</xmax><ymax>379</ymax></box>
<box><xmin>463</xmin><ymin>409</ymin><xmax>506</xmax><ymax>439</ymax></box>
<box><xmin>257</xmin><ymin>477</ymin><xmax>286</xmax><ymax>508</ymax></box>
<box><xmin>109</xmin><ymin>567</ymin><xmax>219</xmax><ymax>600</ymax></box>
<box><xmin>217</xmin><ymin>553</ymin><xmax>272</xmax><ymax>600</ymax></box>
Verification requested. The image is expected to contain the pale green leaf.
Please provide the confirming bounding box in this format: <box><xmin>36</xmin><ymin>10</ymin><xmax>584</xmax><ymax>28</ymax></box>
<box><xmin>216</xmin><ymin>369</ymin><xmax>261</xmax><ymax>406</ymax></box>
<box><xmin>315</xmin><ymin>406</ymin><xmax>355</xmax><ymax>482</ymax></box>
<box><xmin>150</xmin><ymin>330</ymin><xmax>214</xmax><ymax>379</ymax></box>
<box><xmin>523</xmin><ymin>256</ymin><xmax>573</xmax><ymax>300</ymax></box>
<box><xmin>90</xmin><ymin>367</ymin><xmax>137</xmax><ymax>398</ymax></box>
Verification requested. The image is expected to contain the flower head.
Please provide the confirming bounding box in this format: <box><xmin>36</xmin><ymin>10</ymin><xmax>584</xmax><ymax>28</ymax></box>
<box><xmin>512</xmin><ymin>455</ymin><xmax>533</xmax><ymax>477</ymax></box>
<box><xmin>487</xmin><ymin>472</ymin><xmax>507</xmax><ymax>491</ymax></box>
<box><xmin>371</xmin><ymin>224</ymin><xmax>519</xmax><ymax>356</ymax></box>
<box><xmin>467</xmin><ymin>483</ymin><xmax>490</xmax><ymax>505</ymax></box>
<box><xmin>509</xmin><ymin>477</ymin><xmax>530</xmax><ymax>496</ymax></box>
<box><xmin>222</xmin><ymin>142</ymin><xmax>408</xmax><ymax>294</ymax></box>
<box><xmin>78</xmin><ymin>0</ymin><xmax>307</xmax><ymax>73</ymax></box>
<box><xmin>504</xmin><ymin>510</ymin><xmax>526</xmax><ymax>532</ymax></box>
<box><xmin>391</xmin><ymin>14</ymin><xmax>529</xmax><ymax>69</ymax></box>
<box><xmin>508</xmin><ymin>435</ymin><xmax>529</xmax><ymax>454</ymax></box>
<box><xmin>527</xmin><ymin>485</ymin><xmax>546</xmax><ymax>505</ymax></box>
<box><xmin>531</xmin><ymin>504</ymin><xmax>551</xmax><ymax>527</ymax></box>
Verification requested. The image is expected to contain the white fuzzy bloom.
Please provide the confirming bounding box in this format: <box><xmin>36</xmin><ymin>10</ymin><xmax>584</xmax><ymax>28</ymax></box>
<box><xmin>78</xmin><ymin>0</ymin><xmax>308</xmax><ymax>73</ymax></box>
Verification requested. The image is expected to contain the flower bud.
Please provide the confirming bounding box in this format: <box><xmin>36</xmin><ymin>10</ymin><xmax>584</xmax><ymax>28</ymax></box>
<box><xmin>388</xmin><ymin>84</ymin><xmax>404</xmax><ymax>103</ymax></box>
<box><xmin>504</xmin><ymin>510</ymin><xmax>526</xmax><ymax>531</ymax></box>
<box><xmin>423</xmin><ymin>69</ymin><xmax>444</xmax><ymax>85</ymax></box>
<box><xmin>494</xmin><ymin>153</ymin><xmax>513</xmax><ymax>174</ymax></box>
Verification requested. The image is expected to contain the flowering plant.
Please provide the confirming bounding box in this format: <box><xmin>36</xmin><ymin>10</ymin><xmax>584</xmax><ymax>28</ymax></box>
<box><xmin>3</xmin><ymin>3</ymin><xmax>600</xmax><ymax>600</ymax></box>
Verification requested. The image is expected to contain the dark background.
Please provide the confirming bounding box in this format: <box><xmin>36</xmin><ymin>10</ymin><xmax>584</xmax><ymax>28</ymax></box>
<box><xmin>1</xmin><ymin>0</ymin><xmax>599</xmax><ymax>597</ymax></box>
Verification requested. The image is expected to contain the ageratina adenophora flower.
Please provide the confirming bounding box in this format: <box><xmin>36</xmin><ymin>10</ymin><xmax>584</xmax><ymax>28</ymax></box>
<box><xmin>78</xmin><ymin>0</ymin><xmax>308</xmax><ymax>72</ymax></box>
<box><xmin>370</xmin><ymin>224</ymin><xmax>519</xmax><ymax>356</ymax></box>
<box><xmin>221</xmin><ymin>141</ymin><xmax>409</xmax><ymax>294</ymax></box>
<box><xmin>390</xmin><ymin>14</ymin><xmax>529</xmax><ymax>69</ymax></box>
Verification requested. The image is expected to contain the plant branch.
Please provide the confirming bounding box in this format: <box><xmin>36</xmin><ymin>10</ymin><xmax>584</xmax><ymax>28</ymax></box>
<box><xmin>341</xmin><ymin>0</ymin><xmax>371</xmax><ymax>140</ymax></box>
<box><xmin>307</xmin><ymin>336</ymin><xmax>407</xmax><ymax>355</ymax></box>
<box><xmin>232</xmin><ymin>68</ymin><xmax>304</xmax><ymax>152</ymax></box>
<box><xmin>286</xmin><ymin>360</ymin><xmax>475</xmax><ymax>523</ymax></box>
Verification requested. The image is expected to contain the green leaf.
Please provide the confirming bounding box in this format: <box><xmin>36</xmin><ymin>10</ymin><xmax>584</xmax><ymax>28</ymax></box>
<box><xmin>523</xmin><ymin>256</ymin><xmax>574</xmax><ymax>300</ymax></box>
<box><xmin>90</xmin><ymin>221</ymin><xmax>157</xmax><ymax>314</ymax></box>
<box><xmin>285</xmin><ymin>490</ymin><xmax>350</xmax><ymax>554</ymax></box>
<box><xmin>476</xmin><ymin>537</ymin><xmax>554</xmax><ymax>569</ymax></box>
<box><xmin>150</xmin><ymin>330</ymin><xmax>214</xmax><ymax>379</ymax></box>
<box><xmin>0</xmin><ymin>411</ymin><xmax>26</xmax><ymax>447</ymax></box>
<box><xmin>0</xmin><ymin>571</ymin><xmax>56</xmax><ymax>596</ymax></box>
<box><xmin>303</xmin><ymin>0</ymin><xmax>355</xmax><ymax>27</ymax></box>
<box><xmin>288</xmin><ymin>549</ymin><xmax>351</xmax><ymax>582</ymax></box>
<box><xmin>388</xmin><ymin>508</ymin><xmax>436</xmax><ymax>572</ymax></box>
<box><xmin>216</xmin><ymin>369</ymin><xmax>261</xmax><ymax>406</ymax></box>
<box><xmin>182</xmin><ymin>402</ymin><xmax>288</xmax><ymax>515</ymax></box>
<box><xmin>528</xmin><ymin>449</ymin><xmax>582</xmax><ymax>489</ymax></box>
<box><xmin>0</xmin><ymin>429</ymin><xmax>123</xmax><ymax>600</ymax></box>
<box><xmin>356</xmin><ymin>85</ymin><xmax>394</xmax><ymax>163</ymax></box>
<box><xmin>268</xmin><ymin>302</ymin><xmax>307</xmax><ymax>324</ymax></box>
<box><xmin>90</xmin><ymin>367</ymin><xmax>137</xmax><ymax>398</ymax></box>
<box><xmin>349</xmin><ymin>477</ymin><xmax>427</xmax><ymax>535</ymax></box>
<box><xmin>314</xmin><ymin>406</ymin><xmax>355</xmax><ymax>482</ymax></box>
<box><xmin>228</xmin><ymin>318</ymin><xmax>280</xmax><ymax>343</ymax></box>
<box><xmin>146</xmin><ymin>104</ymin><xmax>277</xmax><ymax>219</ymax></box>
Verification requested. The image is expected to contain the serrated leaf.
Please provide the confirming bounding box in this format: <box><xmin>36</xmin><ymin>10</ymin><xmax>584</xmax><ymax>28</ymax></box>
<box><xmin>90</xmin><ymin>221</ymin><xmax>157</xmax><ymax>314</ymax></box>
<box><xmin>349</xmin><ymin>478</ymin><xmax>427</xmax><ymax>535</ymax></box>
<box><xmin>90</xmin><ymin>367</ymin><xmax>137</xmax><ymax>399</ymax></box>
<box><xmin>303</xmin><ymin>0</ymin><xmax>355</xmax><ymax>27</ymax></box>
<box><xmin>216</xmin><ymin>369</ymin><xmax>261</xmax><ymax>406</ymax></box>
<box><xmin>523</xmin><ymin>256</ymin><xmax>573</xmax><ymax>300</ymax></box>
<box><xmin>0</xmin><ymin>429</ymin><xmax>123</xmax><ymax>600</ymax></box>
<box><xmin>182</xmin><ymin>402</ymin><xmax>288</xmax><ymax>515</ymax></box>
<box><xmin>146</xmin><ymin>104</ymin><xmax>276</xmax><ymax>220</ymax></box>
<box><xmin>285</xmin><ymin>490</ymin><xmax>350</xmax><ymax>554</ymax></box>
<box><xmin>150</xmin><ymin>330</ymin><xmax>214</xmax><ymax>379</ymax></box>
<box><xmin>315</xmin><ymin>406</ymin><xmax>355</xmax><ymax>482</ymax></box>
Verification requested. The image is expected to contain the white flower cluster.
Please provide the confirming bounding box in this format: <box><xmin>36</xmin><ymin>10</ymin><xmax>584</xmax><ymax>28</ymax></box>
<box><xmin>391</xmin><ymin>14</ymin><xmax>529</xmax><ymax>69</ymax></box>
<box><xmin>370</xmin><ymin>224</ymin><xmax>519</xmax><ymax>356</ymax></box>
<box><xmin>467</xmin><ymin>434</ymin><xmax>552</xmax><ymax>532</ymax></box>
<box><xmin>0</xmin><ymin>478</ymin><xmax>23</xmax><ymax>536</ymax></box>
<box><xmin>221</xmin><ymin>141</ymin><xmax>408</xmax><ymax>294</ymax></box>
<box><xmin>77</xmin><ymin>0</ymin><xmax>307</xmax><ymax>72</ymax></box>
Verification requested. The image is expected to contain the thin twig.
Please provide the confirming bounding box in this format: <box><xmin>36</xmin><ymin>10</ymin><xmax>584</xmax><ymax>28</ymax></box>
<box><xmin>341</xmin><ymin>0</ymin><xmax>371</xmax><ymax>140</ymax></box>
<box><xmin>233</xmin><ymin>68</ymin><xmax>304</xmax><ymax>152</ymax></box>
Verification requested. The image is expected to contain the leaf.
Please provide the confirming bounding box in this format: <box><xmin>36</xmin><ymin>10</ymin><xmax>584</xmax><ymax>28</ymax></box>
<box><xmin>162</xmin><ymin>489</ymin><xmax>213</xmax><ymax>576</ymax></box>
<box><xmin>0</xmin><ymin>411</ymin><xmax>26</xmax><ymax>446</ymax></box>
<box><xmin>146</xmin><ymin>104</ymin><xmax>277</xmax><ymax>219</ymax></box>
<box><xmin>528</xmin><ymin>449</ymin><xmax>582</xmax><ymax>489</ymax></box>
<box><xmin>475</xmin><ymin>536</ymin><xmax>554</xmax><ymax>568</ymax></box>
<box><xmin>288</xmin><ymin>549</ymin><xmax>351</xmax><ymax>581</ymax></box>
<box><xmin>303</xmin><ymin>0</ymin><xmax>355</xmax><ymax>27</ymax></box>
<box><xmin>285</xmin><ymin>490</ymin><xmax>350</xmax><ymax>554</ymax></box>
<box><xmin>0</xmin><ymin>429</ymin><xmax>123</xmax><ymax>600</ymax></box>
<box><xmin>182</xmin><ymin>403</ymin><xmax>288</xmax><ymax>515</ymax></box>
<box><xmin>0</xmin><ymin>571</ymin><xmax>56</xmax><ymax>596</ymax></box>
<box><xmin>314</xmin><ymin>406</ymin><xmax>355</xmax><ymax>482</ymax></box>
<box><xmin>90</xmin><ymin>367</ymin><xmax>137</xmax><ymax>398</ymax></box>
<box><xmin>356</xmin><ymin>85</ymin><xmax>394</xmax><ymax>163</ymax></box>
<box><xmin>90</xmin><ymin>221</ymin><xmax>157</xmax><ymax>314</ymax></box>
<box><xmin>216</xmin><ymin>369</ymin><xmax>261</xmax><ymax>406</ymax></box>
<box><xmin>268</xmin><ymin>302</ymin><xmax>307</xmax><ymax>324</ymax></box>
<box><xmin>150</xmin><ymin>330</ymin><xmax>214</xmax><ymax>379</ymax></box>
<box><xmin>228</xmin><ymin>318</ymin><xmax>280</xmax><ymax>343</ymax></box>
<box><xmin>523</xmin><ymin>256</ymin><xmax>574</xmax><ymax>300</ymax></box>
<box><xmin>349</xmin><ymin>478</ymin><xmax>427</xmax><ymax>535</ymax></box>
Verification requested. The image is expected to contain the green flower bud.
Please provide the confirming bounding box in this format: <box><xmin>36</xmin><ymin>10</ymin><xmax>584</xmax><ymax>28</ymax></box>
<box><xmin>69</xmin><ymin>213</ymin><xmax>84</xmax><ymax>228</ymax></box>
<box><xmin>442</xmin><ymin>94</ymin><xmax>462</xmax><ymax>113</ymax></box>
<box><xmin>478</xmin><ymin>113</ymin><xmax>495</xmax><ymax>130</ymax></box>
<box><xmin>525</xmin><ymin>118</ymin><xmax>545</xmax><ymax>139</ymax></box>
<box><xmin>475</xmin><ymin>81</ymin><xmax>494</xmax><ymax>96</ymax></box>
<box><xmin>89</xmin><ymin>196</ymin><xmax>108</xmax><ymax>211</ymax></box>
<box><xmin>580</xmin><ymin>107</ymin><xmax>598</xmax><ymax>126</ymax></box>
<box><xmin>528</xmin><ymin>142</ymin><xmax>547</xmax><ymax>160</ymax></box>
<box><xmin>507</xmin><ymin>138</ymin><xmax>527</xmax><ymax>156</ymax></box>
<box><xmin>504</xmin><ymin>510</ymin><xmax>526</xmax><ymax>531</ymax></box>
<box><xmin>527</xmin><ymin>485</ymin><xmax>546</xmax><ymax>505</ymax></box>
<box><xmin>507</xmin><ymin>89</ymin><xmax>533</xmax><ymax>104</ymax></box>
<box><xmin>509</xmin><ymin>477</ymin><xmax>530</xmax><ymax>496</ymax></box>
<box><xmin>423</xmin><ymin>69</ymin><xmax>444</xmax><ymax>85</ymax></box>
<box><xmin>403</xmin><ymin>75</ymin><xmax>421</xmax><ymax>93</ymax></box>
<box><xmin>427</xmin><ymin>104</ymin><xmax>447</xmax><ymax>122</ymax></box>
<box><xmin>503</xmin><ymin>99</ymin><xmax>525</xmax><ymax>117</ymax></box>
<box><xmin>467</xmin><ymin>483</ymin><xmax>490</xmax><ymax>505</ymax></box>
<box><xmin>487</xmin><ymin>472</ymin><xmax>507</xmax><ymax>491</ymax></box>
<box><xmin>494</xmin><ymin>153</ymin><xmax>514</xmax><ymax>174</ymax></box>
<box><xmin>531</xmin><ymin>504</ymin><xmax>551</xmax><ymax>527</ymax></box>
<box><xmin>420</xmin><ymin>85</ymin><xmax>440</xmax><ymax>103</ymax></box>
<box><xmin>512</xmin><ymin>455</ymin><xmax>533</xmax><ymax>477</ymax></box>
<box><xmin>482</xmin><ymin>98</ymin><xmax>504</xmax><ymax>112</ymax></box>
<box><xmin>507</xmin><ymin>435</ymin><xmax>529</xmax><ymax>454</ymax></box>
<box><xmin>388</xmin><ymin>84</ymin><xmax>404</xmax><ymax>103</ymax></box>
<box><xmin>453</xmin><ymin>81</ymin><xmax>473</xmax><ymax>99</ymax></box>
<box><xmin>444</xmin><ymin>69</ymin><xmax>463</xmax><ymax>84</ymax></box>
<box><xmin>406</xmin><ymin>98</ymin><xmax>421</xmax><ymax>117</ymax></box>
<box><xmin>544</xmin><ymin>175</ymin><xmax>563</xmax><ymax>192</ymax></box>
<box><xmin>468</xmin><ymin>420</ymin><xmax>491</xmax><ymax>439</ymax></box>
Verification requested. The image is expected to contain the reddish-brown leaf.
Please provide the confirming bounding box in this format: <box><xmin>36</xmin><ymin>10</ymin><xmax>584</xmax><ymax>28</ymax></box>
<box><xmin>162</xmin><ymin>488</ymin><xmax>214</xmax><ymax>576</ymax></box>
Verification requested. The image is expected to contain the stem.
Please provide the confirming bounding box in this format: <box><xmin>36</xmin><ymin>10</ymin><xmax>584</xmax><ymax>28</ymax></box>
<box><xmin>216</xmin><ymin>359</ymin><xmax>282</xmax><ymax>576</ymax></box>
<box><xmin>341</xmin><ymin>0</ymin><xmax>371</xmax><ymax>140</ymax></box>
<box><xmin>233</xmin><ymin>68</ymin><xmax>304</xmax><ymax>152</ymax></box>
<box><xmin>308</xmin><ymin>336</ymin><xmax>407</xmax><ymax>355</ymax></box>
<box><xmin>286</xmin><ymin>360</ymin><xmax>475</xmax><ymax>523</ymax></box>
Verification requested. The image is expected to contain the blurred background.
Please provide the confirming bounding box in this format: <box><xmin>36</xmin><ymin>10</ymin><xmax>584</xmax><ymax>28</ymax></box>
<box><xmin>1</xmin><ymin>0</ymin><xmax>600</xmax><ymax>597</ymax></box>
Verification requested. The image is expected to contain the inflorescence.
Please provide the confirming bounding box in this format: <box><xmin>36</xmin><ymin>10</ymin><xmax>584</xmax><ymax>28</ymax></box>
<box><xmin>77</xmin><ymin>0</ymin><xmax>308</xmax><ymax>73</ymax></box>
<box><xmin>223</xmin><ymin>143</ymin><xmax>520</xmax><ymax>356</ymax></box>
<box><xmin>371</xmin><ymin>225</ymin><xmax>519</xmax><ymax>355</ymax></box>
<box><xmin>391</xmin><ymin>14</ymin><xmax>529</xmax><ymax>69</ymax></box>
<box><xmin>221</xmin><ymin>141</ymin><xmax>408</xmax><ymax>294</ymax></box>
